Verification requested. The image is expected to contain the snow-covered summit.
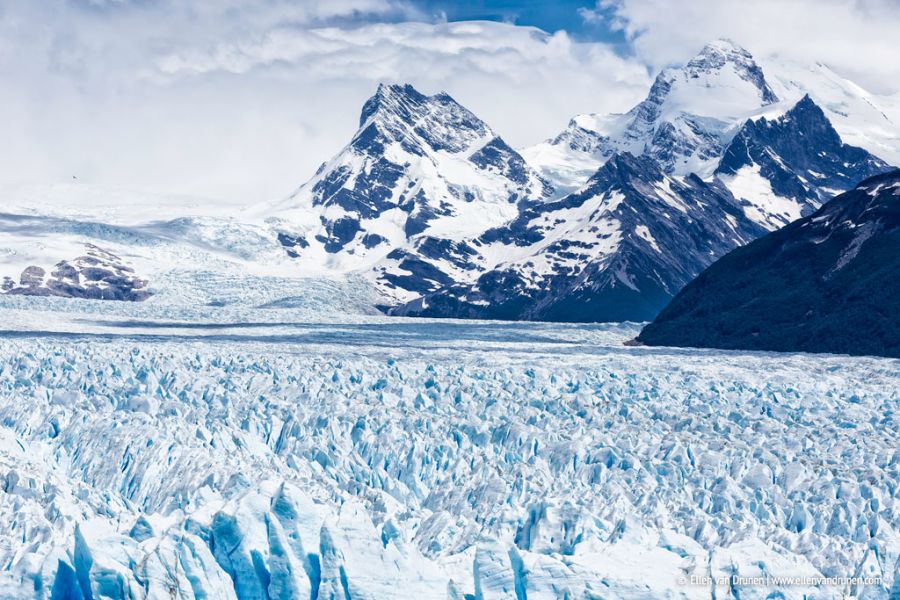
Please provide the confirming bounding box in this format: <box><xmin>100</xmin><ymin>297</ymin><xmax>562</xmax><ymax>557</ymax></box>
<box><xmin>267</xmin><ymin>83</ymin><xmax>552</xmax><ymax>301</ymax></box>
<box><xmin>681</xmin><ymin>38</ymin><xmax>778</xmax><ymax>104</ymax></box>
<box><xmin>524</xmin><ymin>39</ymin><xmax>898</xmax><ymax>193</ymax></box>
<box><xmin>524</xmin><ymin>39</ymin><xmax>780</xmax><ymax>191</ymax></box>
<box><xmin>641</xmin><ymin>38</ymin><xmax>779</xmax><ymax>129</ymax></box>
<box><xmin>357</xmin><ymin>83</ymin><xmax>491</xmax><ymax>151</ymax></box>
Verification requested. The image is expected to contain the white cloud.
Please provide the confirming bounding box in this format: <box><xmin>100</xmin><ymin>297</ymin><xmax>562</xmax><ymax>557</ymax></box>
<box><xmin>0</xmin><ymin>2</ymin><xmax>649</xmax><ymax>203</ymax></box>
<box><xmin>6</xmin><ymin>0</ymin><xmax>893</xmax><ymax>204</ymax></box>
<box><xmin>589</xmin><ymin>0</ymin><xmax>900</xmax><ymax>94</ymax></box>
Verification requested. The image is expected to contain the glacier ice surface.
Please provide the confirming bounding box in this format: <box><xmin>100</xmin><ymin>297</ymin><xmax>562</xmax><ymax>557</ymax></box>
<box><xmin>0</xmin><ymin>295</ymin><xmax>897</xmax><ymax>599</ymax></box>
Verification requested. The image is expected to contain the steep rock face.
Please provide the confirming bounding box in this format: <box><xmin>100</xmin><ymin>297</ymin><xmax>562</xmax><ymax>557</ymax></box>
<box><xmin>758</xmin><ymin>58</ymin><xmax>900</xmax><ymax>168</ymax></box>
<box><xmin>392</xmin><ymin>153</ymin><xmax>766</xmax><ymax>322</ymax></box>
<box><xmin>268</xmin><ymin>83</ymin><xmax>552</xmax><ymax>302</ymax></box>
<box><xmin>638</xmin><ymin>170</ymin><xmax>900</xmax><ymax>357</ymax></box>
<box><xmin>717</xmin><ymin>95</ymin><xmax>892</xmax><ymax>229</ymax></box>
<box><xmin>524</xmin><ymin>39</ymin><xmax>780</xmax><ymax>192</ymax></box>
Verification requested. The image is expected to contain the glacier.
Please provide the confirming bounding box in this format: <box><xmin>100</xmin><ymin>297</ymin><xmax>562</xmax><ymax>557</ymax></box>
<box><xmin>0</xmin><ymin>295</ymin><xmax>897</xmax><ymax>599</ymax></box>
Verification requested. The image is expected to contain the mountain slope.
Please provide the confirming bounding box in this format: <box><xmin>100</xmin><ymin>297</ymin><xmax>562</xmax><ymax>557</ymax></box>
<box><xmin>637</xmin><ymin>170</ymin><xmax>900</xmax><ymax>357</ymax></box>
<box><xmin>717</xmin><ymin>95</ymin><xmax>892</xmax><ymax>229</ymax></box>
<box><xmin>267</xmin><ymin>83</ymin><xmax>552</xmax><ymax>302</ymax></box>
<box><xmin>391</xmin><ymin>153</ymin><xmax>766</xmax><ymax>322</ymax></box>
<box><xmin>392</xmin><ymin>93</ymin><xmax>892</xmax><ymax>324</ymax></box>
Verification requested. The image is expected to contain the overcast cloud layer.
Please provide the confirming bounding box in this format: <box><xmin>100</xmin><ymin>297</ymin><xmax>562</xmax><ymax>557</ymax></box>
<box><xmin>1</xmin><ymin>0</ymin><xmax>897</xmax><ymax>202</ymax></box>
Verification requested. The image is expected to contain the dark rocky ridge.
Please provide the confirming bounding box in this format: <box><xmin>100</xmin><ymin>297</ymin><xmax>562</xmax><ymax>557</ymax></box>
<box><xmin>637</xmin><ymin>170</ymin><xmax>900</xmax><ymax>358</ymax></box>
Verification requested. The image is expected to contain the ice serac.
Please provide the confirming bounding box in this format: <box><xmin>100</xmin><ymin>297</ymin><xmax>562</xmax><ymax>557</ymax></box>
<box><xmin>392</xmin><ymin>152</ymin><xmax>766</xmax><ymax>322</ymax></box>
<box><xmin>638</xmin><ymin>169</ymin><xmax>900</xmax><ymax>357</ymax></box>
<box><xmin>717</xmin><ymin>95</ymin><xmax>893</xmax><ymax>229</ymax></box>
<box><xmin>267</xmin><ymin>83</ymin><xmax>553</xmax><ymax>302</ymax></box>
<box><xmin>524</xmin><ymin>39</ymin><xmax>779</xmax><ymax>192</ymax></box>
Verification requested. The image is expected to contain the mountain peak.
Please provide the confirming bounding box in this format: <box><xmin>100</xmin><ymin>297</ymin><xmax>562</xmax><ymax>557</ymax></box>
<box><xmin>682</xmin><ymin>39</ymin><xmax>778</xmax><ymax>104</ymax></box>
<box><xmin>275</xmin><ymin>79</ymin><xmax>550</xmax><ymax>290</ymax></box>
<box><xmin>348</xmin><ymin>82</ymin><xmax>494</xmax><ymax>160</ymax></box>
<box><xmin>789</xmin><ymin>93</ymin><xmax>821</xmax><ymax>115</ymax></box>
<box><xmin>696</xmin><ymin>38</ymin><xmax>747</xmax><ymax>57</ymax></box>
<box><xmin>590</xmin><ymin>152</ymin><xmax>662</xmax><ymax>184</ymax></box>
<box><xmin>770</xmin><ymin>94</ymin><xmax>841</xmax><ymax>147</ymax></box>
<box><xmin>716</xmin><ymin>93</ymin><xmax>892</xmax><ymax>227</ymax></box>
<box><xmin>374</xmin><ymin>82</ymin><xmax>437</xmax><ymax>102</ymax></box>
<box><xmin>359</xmin><ymin>82</ymin><xmax>429</xmax><ymax>127</ymax></box>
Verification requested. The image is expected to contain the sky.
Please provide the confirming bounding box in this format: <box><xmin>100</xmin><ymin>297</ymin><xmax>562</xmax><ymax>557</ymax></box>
<box><xmin>1</xmin><ymin>0</ymin><xmax>898</xmax><ymax>203</ymax></box>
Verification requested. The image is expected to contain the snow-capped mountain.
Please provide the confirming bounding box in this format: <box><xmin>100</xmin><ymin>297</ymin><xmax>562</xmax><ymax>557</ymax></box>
<box><xmin>758</xmin><ymin>57</ymin><xmax>900</xmax><ymax>168</ymax></box>
<box><xmin>392</xmin><ymin>153</ymin><xmax>766</xmax><ymax>322</ymax></box>
<box><xmin>523</xmin><ymin>39</ymin><xmax>780</xmax><ymax>193</ymax></box>
<box><xmin>639</xmin><ymin>169</ymin><xmax>900</xmax><ymax>357</ymax></box>
<box><xmin>257</xmin><ymin>65</ymin><xmax>893</xmax><ymax>323</ymax></box>
<box><xmin>2</xmin><ymin>44</ymin><xmax>893</xmax><ymax>327</ymax></box>
<box><xmin>717</xmin><ymin>95</ymin><xmax>892</xmax><ymax>229</ymax></box>
<box><xmin>524</xmin><ymin>39</ymin><xmax>900</xmax><ymax>195</ymax></box>
<box><xmin>267</xmin><ymin>83</ymin><xmax>552</xmax><ymax>302</ymax></box>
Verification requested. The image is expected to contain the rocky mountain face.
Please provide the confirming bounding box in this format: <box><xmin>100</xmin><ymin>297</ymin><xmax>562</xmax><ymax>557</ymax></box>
<box><xmin>391</xmin><ymin>95</ymin><xmax>890</xmax><ymax>322</ymax></box>
<box><xmin>638</xmin><ymin>170</ymin><xmax>900</xmax><ymax>357</ymax></box>
<box><xmin>717</xmin><ymin>95</ymin><xmax>892</xmax><ymax>229</ymax></box>
<box><xmin>523</xmin><ymin>39</ymin><xmax>899</xmax><ymax>195</ymax></box>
